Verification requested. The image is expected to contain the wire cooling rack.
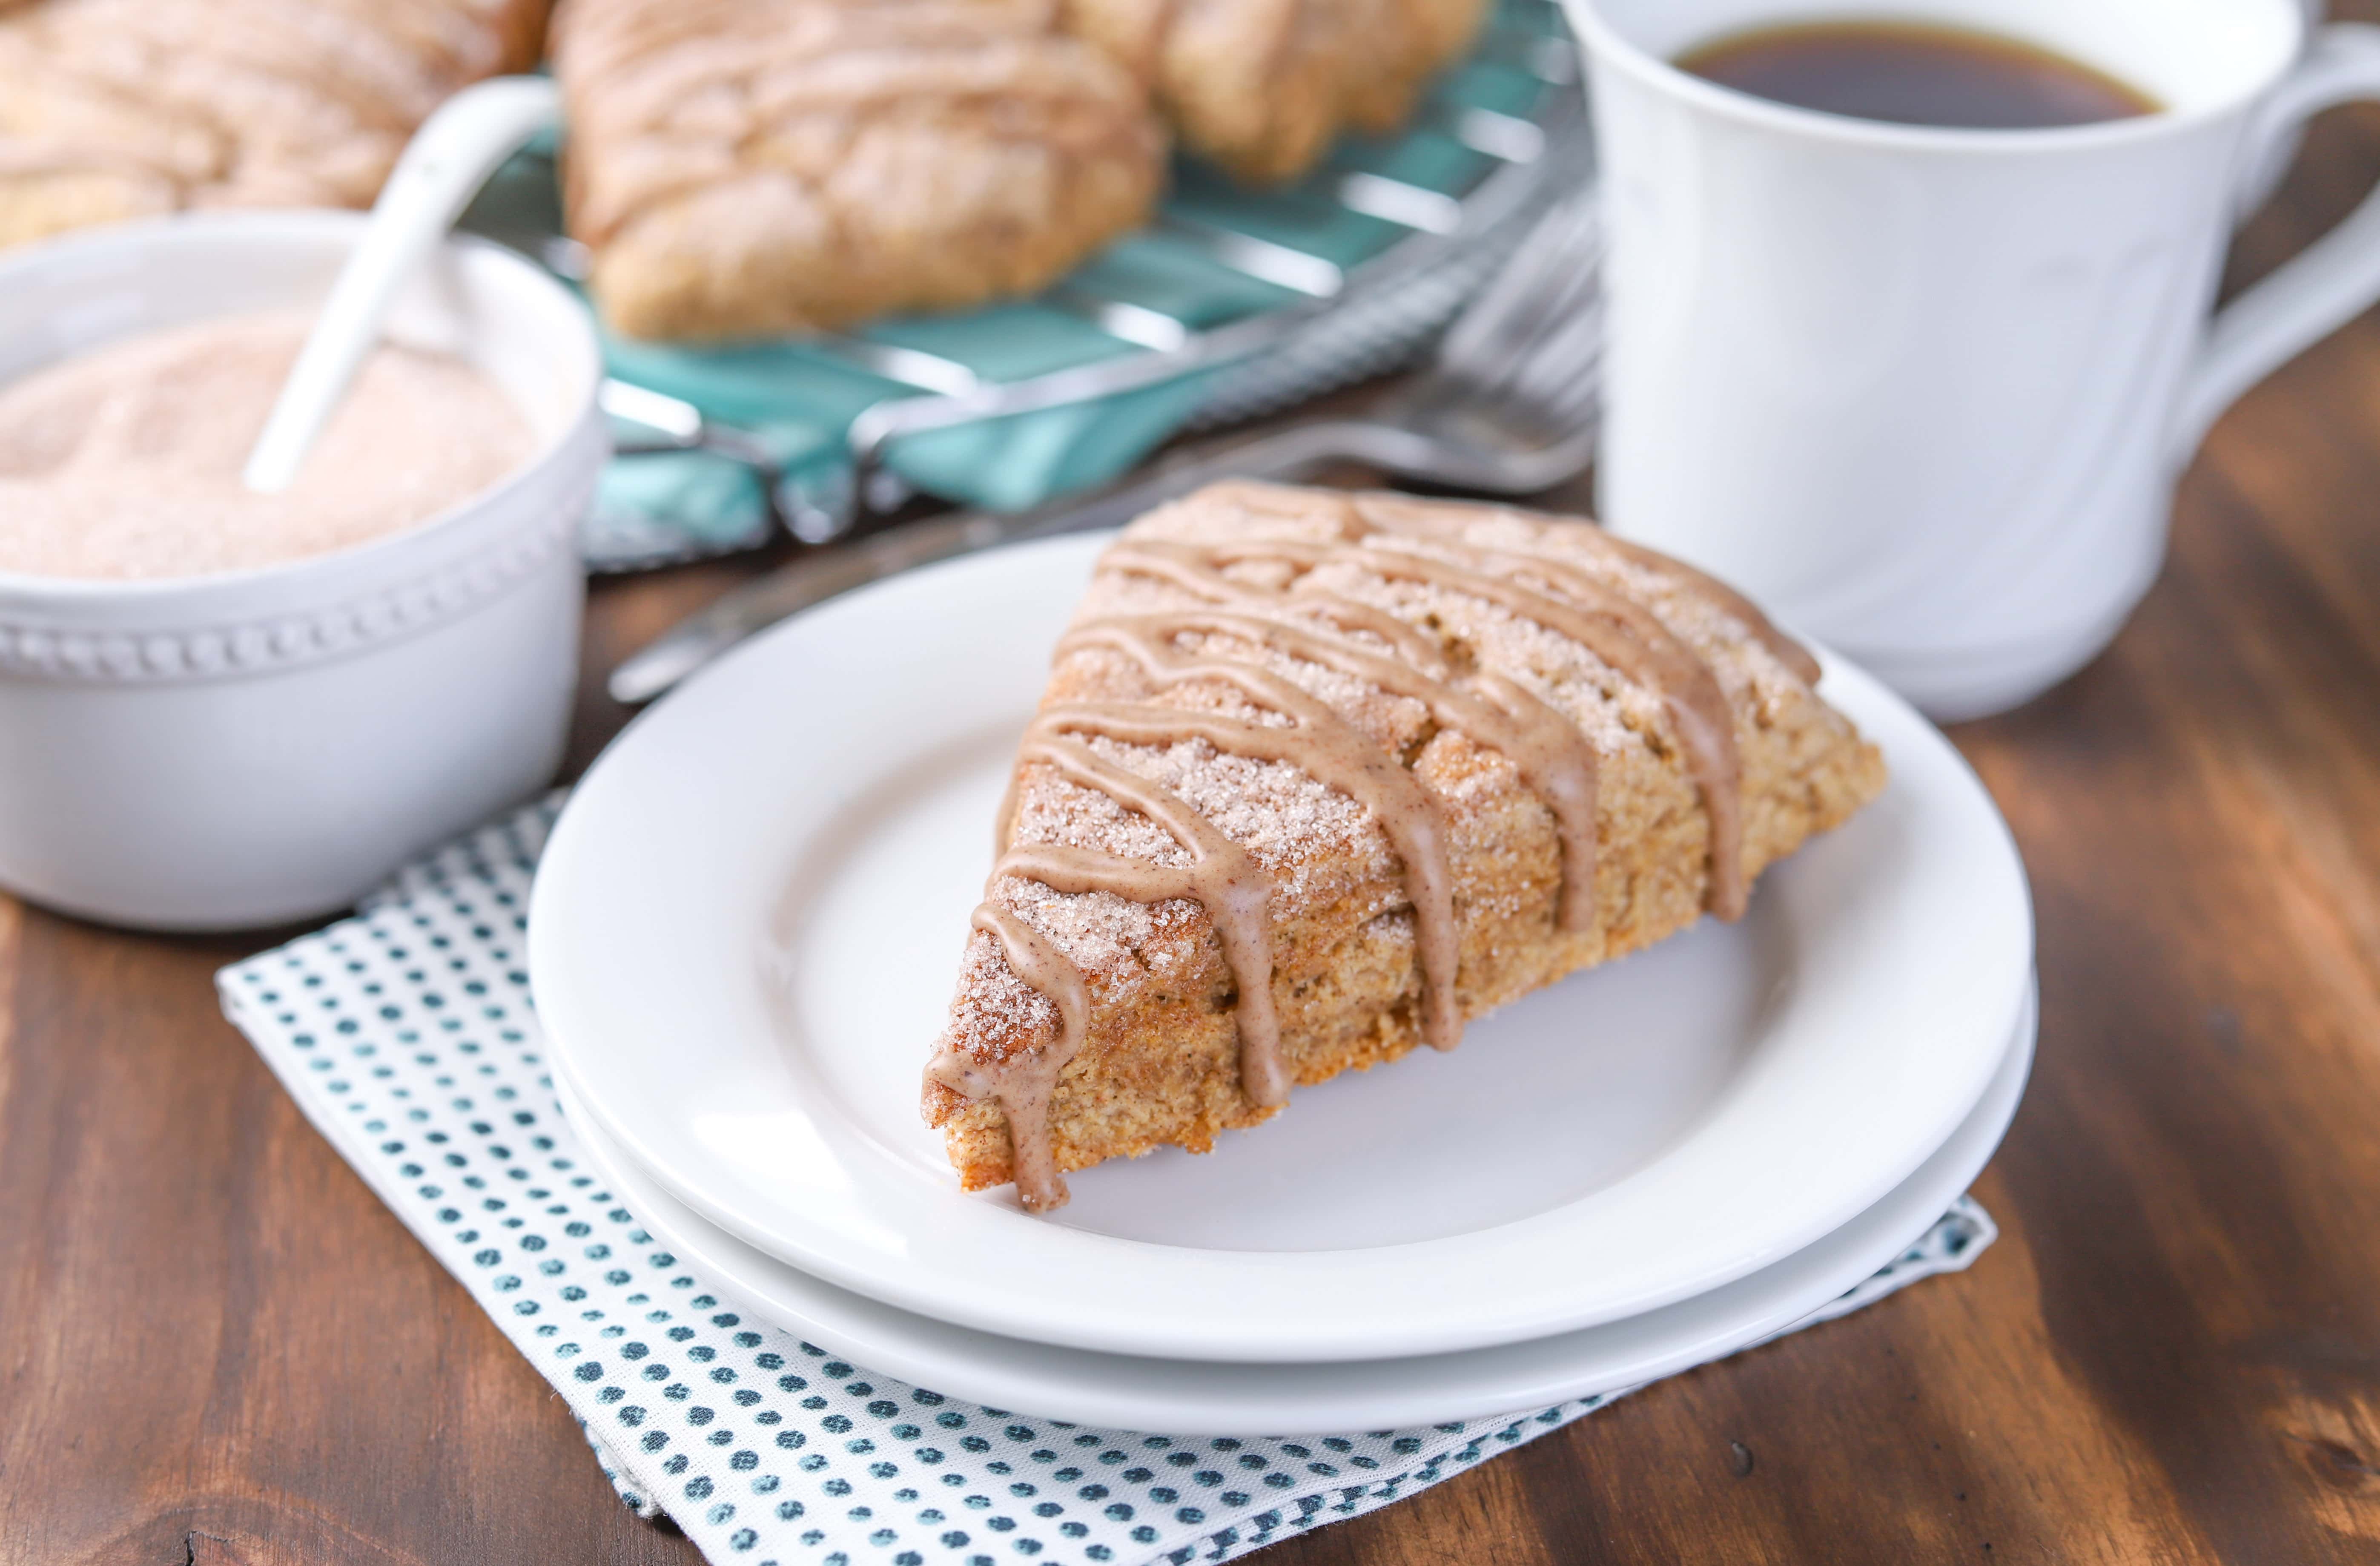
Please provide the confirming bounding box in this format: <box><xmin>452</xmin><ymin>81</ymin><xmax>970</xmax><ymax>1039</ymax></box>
<box><xmin>469</xmin><ymin>0</ymin><xmax>1591</xmax><ymax>562</ymax></box>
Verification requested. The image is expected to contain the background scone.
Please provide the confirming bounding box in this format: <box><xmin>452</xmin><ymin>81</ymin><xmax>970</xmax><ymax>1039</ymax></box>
<box><xmin>1063</xmin><ymin>0</ymin><xmax>1488</xmax><ymax>182</ymax></box>
<box><xmin>553</xmin><ymin>0</ymin><xmax>1167</xmax><ymax>341</ymax></box>
<box><xmin>0</xmin><ymin>0</ymin><xmax>548</xmax><ymax>250</ymax></box>
<box><xmin>924</xmin><ymin>483</ymin><xmax>1887</xmax><ymax>1209</ymax></box>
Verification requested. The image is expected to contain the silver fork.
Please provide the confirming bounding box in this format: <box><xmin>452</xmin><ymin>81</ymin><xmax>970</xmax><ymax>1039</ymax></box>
<box><xmin>607</xmin><ymin>191</ymin><xmax>1606</xmax><ymax>704</ymax></box>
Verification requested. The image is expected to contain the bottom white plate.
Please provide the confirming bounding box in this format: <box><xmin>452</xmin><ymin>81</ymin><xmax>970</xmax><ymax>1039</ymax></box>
<box><xmin>556</xmin><ymin>981</ymin><xmax>2033</xmax><ymax>1437</ymax></box>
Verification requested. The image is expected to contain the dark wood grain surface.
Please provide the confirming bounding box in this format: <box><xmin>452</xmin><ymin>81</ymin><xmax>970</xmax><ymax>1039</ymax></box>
<box><xmin>8</xmin><ymin>91</ymin><xmax>2380</xmax><ymax>1566</ymax></box>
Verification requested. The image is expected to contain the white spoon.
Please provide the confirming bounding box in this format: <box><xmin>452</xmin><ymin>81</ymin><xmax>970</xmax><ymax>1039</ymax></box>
<box><xmin>242</xmin><ymin>75</ymin><xmax>562</xmax><ymax>494</ymax></box>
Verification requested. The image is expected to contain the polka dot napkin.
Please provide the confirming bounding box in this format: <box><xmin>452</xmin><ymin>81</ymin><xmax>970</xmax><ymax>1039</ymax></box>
<box><xmin>217</xmin><ymin>797</ymin><xmax>1996</xmax><ymax>1566</ymax></box>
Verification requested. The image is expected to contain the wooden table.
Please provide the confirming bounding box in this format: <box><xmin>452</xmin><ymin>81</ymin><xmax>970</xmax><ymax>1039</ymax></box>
<box><xmin>9</xmin><ymin>104</ymin><xmax>2380</xmax><ymax>1566</ymax></box>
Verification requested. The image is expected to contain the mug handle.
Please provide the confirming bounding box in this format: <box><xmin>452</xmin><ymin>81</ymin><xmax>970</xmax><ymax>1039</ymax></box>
<box><xmin>2174</xmin><ymin>23</ymin><xmax>2380</xmax><ymax>456</ymax></box>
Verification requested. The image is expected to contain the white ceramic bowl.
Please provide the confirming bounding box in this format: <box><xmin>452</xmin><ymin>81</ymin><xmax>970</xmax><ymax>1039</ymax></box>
<box><xmin>0</xmin><ymin>212</ymin><xmax>605</xmax><ymax>931</ymax></box>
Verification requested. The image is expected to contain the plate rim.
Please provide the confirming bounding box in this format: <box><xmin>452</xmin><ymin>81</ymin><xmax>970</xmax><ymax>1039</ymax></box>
<box><xmin>554</xmin><ymin>985</ymin><xmax>2033</xmax><ymax>1435</ymax></box>
<box><xmin>531</xmin><ymin>530</ymin><xmax>2036</xmax><ymax>1363</ymax></box>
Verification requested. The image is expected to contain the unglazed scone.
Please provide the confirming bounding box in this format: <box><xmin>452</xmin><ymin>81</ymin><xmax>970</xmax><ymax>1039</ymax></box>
<box><xmin>1063</xmin><ymin>0</ymin><xmax>1487</xmax><ymax>182</ymax></box>
<box><xmin>551</xmin><ymin>0</ymin><xmax>1167</xmax><ymax>341</ymax></box>
<box><xmin>0</xmin><ymin>0</ymin><xmax>548</xmax><ymax>250</ymax></box>
<box><xmin>923</xmin><ymin>482</ymin><xmax>1887</xmax><ymax>1209</ymax></box>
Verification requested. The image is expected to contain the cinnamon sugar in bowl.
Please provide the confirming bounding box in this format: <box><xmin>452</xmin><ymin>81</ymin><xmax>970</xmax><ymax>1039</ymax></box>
<box><xmin>0</xmin><ymin>212</ymin><xmax>607</xmax><ymax>929</ymax></box>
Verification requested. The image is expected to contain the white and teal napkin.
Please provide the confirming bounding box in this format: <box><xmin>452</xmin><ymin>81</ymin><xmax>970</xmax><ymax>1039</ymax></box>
<box><xmin>218</xmin><ymin>798</ymin><xmax>1995</xmax><ymax>1566</ymax></box>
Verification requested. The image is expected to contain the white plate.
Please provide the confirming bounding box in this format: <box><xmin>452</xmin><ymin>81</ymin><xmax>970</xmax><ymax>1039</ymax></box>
<box><xmin>532</xmin><ymin>532</ymin><xmax>2033</xmax><ymax>1363</ymax></box>
<box><xmin>554</xmin><ymin>985</ymin><xmax>2031</xmax><ymax>1436</ymax></box>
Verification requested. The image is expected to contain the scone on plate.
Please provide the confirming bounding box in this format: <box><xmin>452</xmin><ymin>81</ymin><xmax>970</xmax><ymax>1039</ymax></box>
<box><xmin>1063</xmin><ymin>0</ymin><xmax>1488</xmax><ymax>182</ymax></box>
<box><xmin>923</xmin><ymin>482</ymin><xmax>1887</xmax><ymax>1210</ymax></box>
<box><xmin>0</xmin><ymin>0</ymin><xmax>549</xmax><ymax>250</ymax></box>
<box><xmin>551</xmin><ymin>0</ymin><xmax>1167</xmax><ymax>341</ymax></box>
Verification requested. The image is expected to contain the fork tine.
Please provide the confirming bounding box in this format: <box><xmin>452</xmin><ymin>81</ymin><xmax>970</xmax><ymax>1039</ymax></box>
<box><xmin>1336</xmin><ymin>177</ymin><xmax>1609</xmax><ymax>493</ymax></box>
<box><xmin>1445</xmin><ymin>241</ymin><xmax>1603</xmax><ymax>417</ymax></box>
<box><xmin>1434</xmin><ymin>273</ymin><xmax>1594</xmax><ymax>396</ymax></box>
<box><xmin>1430</xmin><ymin>193</ymin><xmax>1603</xmax><ymax>380</ymax></box>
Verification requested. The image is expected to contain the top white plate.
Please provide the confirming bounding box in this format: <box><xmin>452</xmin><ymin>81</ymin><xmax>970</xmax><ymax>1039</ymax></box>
<box><xmin>532</xmin><ymin>532</ymin><xmax>2033</xmax><ymax>1364</ymax></box>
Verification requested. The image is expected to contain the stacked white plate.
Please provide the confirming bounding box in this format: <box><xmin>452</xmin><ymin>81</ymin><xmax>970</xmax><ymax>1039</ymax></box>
<box><xmin>529</xmin><ymin>534</ymin><xmax>2036</xmax><ymax>1437</ymax></box>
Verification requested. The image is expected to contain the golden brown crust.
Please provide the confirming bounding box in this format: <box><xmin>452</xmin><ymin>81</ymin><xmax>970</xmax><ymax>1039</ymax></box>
<box><xmin>925</xmin><ymin>483</ymin><xmax>1889</xmax><ymax>1195</ymax></box>
<box><xmin>1062</xmin><ymin>0</ymin><xmax>1488</xmax><ymax>183</ymax></box>
<box><xmin>551</xmin><ymin>0</ymin><xmax>1167</xmax><ymax>341</ymax></box>
<box><xmin>0</xmin><ymin>0</ymin><xmax>550</xmax><ymax>250</ymax></box>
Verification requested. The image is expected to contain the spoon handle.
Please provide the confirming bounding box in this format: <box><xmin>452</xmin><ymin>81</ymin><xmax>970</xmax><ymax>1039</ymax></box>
<box><xmin>242</xmin><ymin>76</ymin><xmax>561</xmax><ymax>493</ymax></box>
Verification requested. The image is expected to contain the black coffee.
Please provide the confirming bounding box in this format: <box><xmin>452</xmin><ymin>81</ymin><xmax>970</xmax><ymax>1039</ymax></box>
<box><xmin>1675</xmin><ymin>19</ymin><xmax>2159</xmax><ymax>129</ymax></box>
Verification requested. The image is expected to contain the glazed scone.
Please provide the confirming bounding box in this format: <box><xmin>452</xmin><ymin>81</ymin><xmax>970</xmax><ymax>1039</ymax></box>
<box><xmin>551</xmin><ymin>0</ymin><xmax>1167</xmax><ymax>341</ymax></box>
<box><xmin>0</xmin><ymin>0</ymin><xmax>548</xmax><ymax>250</ymax></box>
<box><xmin>923</xmin><ymin>482</ymin><xmax>1887</xmax><ymax>1210</ymax></box>
<box><xmin>1063</xmin><ymin>0</ymin><xmax>1487</xmax><ymax>183</ymax></box>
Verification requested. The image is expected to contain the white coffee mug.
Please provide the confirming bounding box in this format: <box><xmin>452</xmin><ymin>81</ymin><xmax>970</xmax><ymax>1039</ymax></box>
<box><xmin>1566</xmin><ymin>0</ymin><xmax>2380</xmax><ymax>718</ymax></box>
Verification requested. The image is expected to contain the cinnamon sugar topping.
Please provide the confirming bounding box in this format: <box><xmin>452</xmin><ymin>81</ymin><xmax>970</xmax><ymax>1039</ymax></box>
<box><xmin>924</xmin><ymin>904</ymin><xmax>1087</xmax><ymax>1211</ymax></box>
